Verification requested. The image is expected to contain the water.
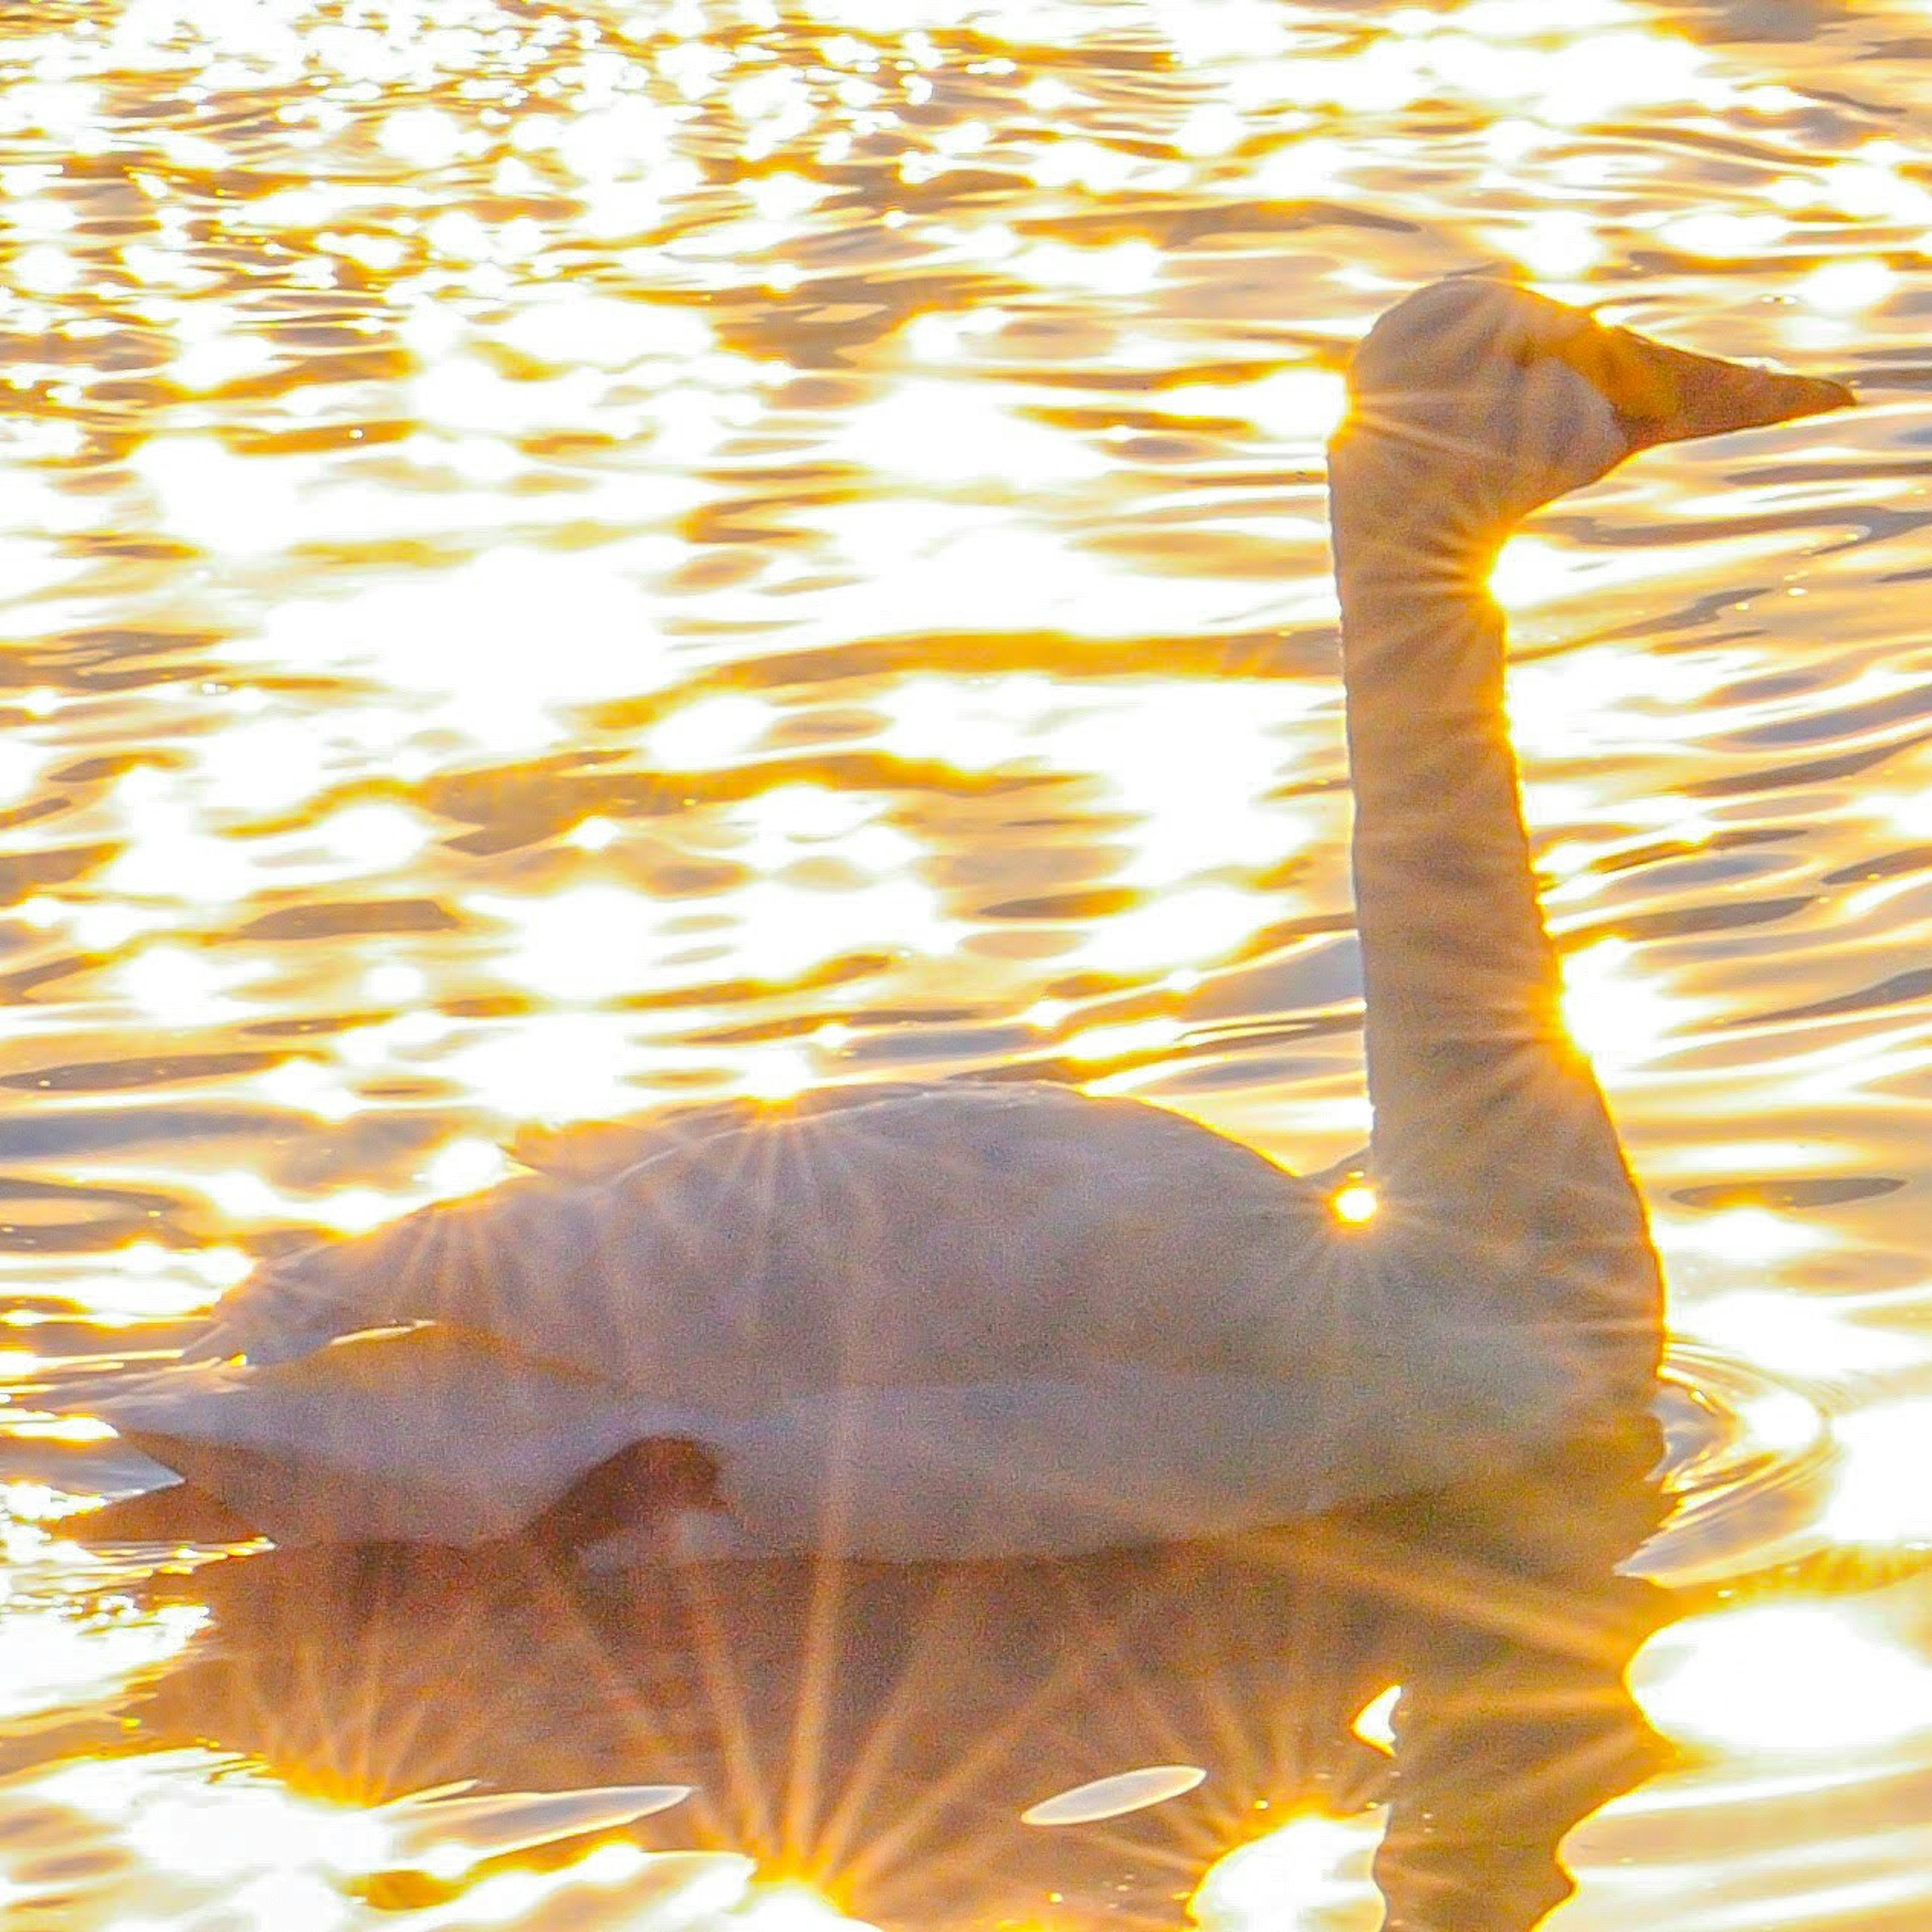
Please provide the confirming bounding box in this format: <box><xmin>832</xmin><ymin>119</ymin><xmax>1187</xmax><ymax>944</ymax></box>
<box><xmin>3</xmin><ymin>0</ymin><xmax>1932</xmax><ymax>1924</ymax></box>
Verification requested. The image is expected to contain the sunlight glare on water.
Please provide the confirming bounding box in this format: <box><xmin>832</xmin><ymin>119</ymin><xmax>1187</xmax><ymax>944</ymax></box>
<box><xmin>3</xmin><ymin>0</ymin><xmax>1932</xmax><ymax>1928</ymax></box>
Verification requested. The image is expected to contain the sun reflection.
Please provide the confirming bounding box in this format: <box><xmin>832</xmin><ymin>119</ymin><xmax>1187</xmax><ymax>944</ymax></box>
<box><xmin>1490</xmin><ymin>207</ymin><xmax>1604</xmax><ymax>280</ymax></box>
<box><xmin>1349</xmin><ymin>1684</ymin><xmax>1401</xmax><ymax>1754</ymax></box>
<box><xmin>15</xmin><ymin>1753</ymin><xmax>713</xmax><ymax>1929</ymax></box>
<box><xmin>362</xmin><ymin>961</ymin><xmax>429</xmax><ymax>1005</ymax></box>
<box><xmin>1021</xmin><ymin>1764</ymin><xmax>1208</xmax><ymax>1827</ymax></box>
<box><xmin>728</xmin><ymin>1880</ymin><xmax>874</xmax><ymax>1932</ymax></box>
<box><xmin>1192</xmin><ymin>1811</ymin><xmax>1383</xmax><ymax>1931</ymax></box>
<box><xmin>1738</xmin><ymin>1386</ymin><xmax>1826</xmax><ymax>1457</ymax></box>
<box><xmin>5</xmin><ymin>1414</ymin><xmax>118</xmax><ymax>1444</ymax></box>
<box><xmin>1822</xmin><ymin>1400</ymin><xmax>1932</xmax><ymax>1546</ymax></box>
<box><xmin>1673</xmin><ymin>1287</ymin><xmax>1925</xmax><ymax>1381</ymax></box>
<box><xmin>1656</xmin><ymin>210</ymin><xmax>1790</xmax><ymax>258</ymax></box>
<box><xmin>421</xmin><ymin>1137</ymin><xmax>513</xmax><ymax>1199</ymax></box>
<box><xmin>1073</xmin><ymin>886</ymin><xmax>1266</xmax><ymax>978</ymax></box>
<box><xmin>1559</xmin><ymin>938</ymin><xmax>1694</xmax><ymax>1073</ymax></box>
<box><xmin>837</xmin><ymin>379</ymin><xmax>1106</xmax><ymax>486</ymax></box>
<box><xmin>42</xmin><ymin>1242</ymin><xmax>251</xmax><ymax>1324</ymax></box>
<box><xmin>256</xmin><ymin>1060</ymin><xmax>364</xmax><ymax>1122</ymax></box>
<box><xmin>1633</xmin><ymin>1600</ymin><xmax>1932</xmax><ymax>1757</ymax></box>
<box><xmin>1331</xmin><ymin>1183</ymin><xmax>1378</xmax><ymax>1226</ymax></box>
<box><xmin>647</xmin><ymin>693</ymin><xmax>776</xmax><ymax>768</ymax></box>
<box><xmin>569</xmin><ymin>816</ymin><xmax>621</xmax><ymax>853</ymax></box>
<box><xmin>471</xmin><ymin>886</ymin><xmax>670</xmax><ymax>1004</ymax></box>
<box><xmin>0</xmin><ymin>1602</ymin><xmax>206</xmax><ymax>1724</ymax></box>
<box><xmin>113</xmin><ymin>944</ymin><xmax>269</xmax><ymax>1025</ymax></box>
<box><xmin>1061</xmin><ymin>1017</ymin><xmax>1188</xmax><ymax>1064</ymax></box>
<box><xmin>310</xmin><ymin>803</ymin><xmax>432</xmax><ymax>873</ymax></box>
<box><xmin>0</xmin><ymin>0</ymin><xmax>1927</xmax><ymax>1923</ymax></box>
<box><xmin>1797</xmin><ymin>258</ymin><xmax>1898</xmax><ymax>316</ymax></box>
<box><xmin>437</xmin><ymin>1014</ymin><xmax>654</xmax><ymax>1123</ymax></box>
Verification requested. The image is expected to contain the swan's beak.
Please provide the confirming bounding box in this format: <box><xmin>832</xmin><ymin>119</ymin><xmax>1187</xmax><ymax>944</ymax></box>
<box><xmin>1590</xmin><ymin>325</ymin><xmax>1855</xmax><ymax>451</ymax></box>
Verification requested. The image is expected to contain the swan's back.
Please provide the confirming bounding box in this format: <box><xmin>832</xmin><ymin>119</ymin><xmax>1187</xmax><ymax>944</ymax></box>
<box><xmin>200</xmin><ymin>1083</ymin><xmax>1335</xmax><ymax>1399</ymax></box>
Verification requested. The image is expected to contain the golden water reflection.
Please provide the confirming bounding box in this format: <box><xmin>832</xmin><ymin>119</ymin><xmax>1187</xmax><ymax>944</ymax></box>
<box><xmin>3</xmin><ymin>0</ymin><xmax>1932</xmax><ymax>1926</ymax></box>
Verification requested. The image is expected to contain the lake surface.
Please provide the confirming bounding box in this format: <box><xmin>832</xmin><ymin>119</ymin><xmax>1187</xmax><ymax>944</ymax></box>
<box><xmin>4</xmin><ymin>1</ymin><xmax>1932</xmax><ymax>1926</ymax></box>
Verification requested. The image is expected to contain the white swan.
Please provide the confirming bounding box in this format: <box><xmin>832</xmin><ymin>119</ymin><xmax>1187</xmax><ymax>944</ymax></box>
<box><xmin>75</xmin><ymin>278</ymin><xmax>1850</xmax><ymax>1563</ymax></box>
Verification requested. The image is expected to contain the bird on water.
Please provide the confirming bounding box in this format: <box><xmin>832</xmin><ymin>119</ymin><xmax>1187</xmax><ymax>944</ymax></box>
<box><xmin>71</xmin><ymin>276</ymin><xmax>1853</xmax><ymax>1564</ymax></box>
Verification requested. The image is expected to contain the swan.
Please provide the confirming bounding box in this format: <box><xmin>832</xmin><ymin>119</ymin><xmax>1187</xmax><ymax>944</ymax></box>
<box><xmin>72</xmin><ymin>277</ymin><xmax>1851</xmax><ymax>1564</ymax></box>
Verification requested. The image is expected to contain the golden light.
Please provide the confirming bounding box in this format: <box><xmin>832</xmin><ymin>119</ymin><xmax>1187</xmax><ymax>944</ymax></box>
<box><xmin>1737</xmin><ymin>1386</ymin><xmax>1826</xmax><ymax>1456</ymax></box>
<box><xmin>1662</xmin><ymin>1206</ymin><xmax>1830</xmax><ymax>1268</ymax></box>
<box><xmin>1822</xmin><ymin>1400</ymin><xmax>1932</xmax><ymax>1545</ymax></box>
<box><xmin>646</xmin><ymin>693</ymin><xmax>776</xmax><ymax>768</ymax></box>
<box><xmin>1060</xmin><ymin>1017</ymin><xmax>1187</xmax><ymax>1064</ymax></box>
<box><xmin>1009</xmin><ymin>237</ymin><xmax>1164</xmax><ymax>298</ymax></box>
<box><xmin>0</xmin><ymin>3</ymin><xmax>1926</xmax><ymax>1929</ymax></box>
<box><xmin>569</xmin><ymin>816</ymin><xmax>621</xmax><ymax>852</ymax></box>
<box><xmin>1349</xmin><ymin>1684</ymin><xmax>1401</xmax><ymax>1754</ymax></box>
<box><xmin>420</xmin><ymin>1138</ymin><xmax>513</xmax><ymax>1200</ymax></box>
<box><xmin>1559</xmin><ymin>938</ymin><xmax>1695</xmax><ymax>1074</ymax></box>
<box><xmin>836</xmin><ymin>379</ymin><xmax>1106</xmax><ymax>485</ymax></box>
<box><xmin>2</xmin><ymin>1479</ymin><xmax>89</xmax><ymax>1521</ymax></box>
<box><xmin>1331</xmin><ymin>1184</ymin><xmax>1379</xmax><ymax>1226</ymax></box>
<box><xmin>470</xmin><ymin>884</ymin><xmax>669</xmax><ymax>1004</ymax></box>
<box><xmin>1656</xmin><ymin>210</ymin><xmax>1789</xmax><ymax>257</ymax></box>
<box><xmin>310</xmin><ymin>803</ymin><xmax>431</xmax><ymax>873</ymax></box>
<box><xmin>1248</xmin><ymin>366</ymin><xmax>1350</xmax><ymax>442</ymax></box>
<box><xmin>740</xmin><ymin>1044</ymin><xmax>815</xmax><ymax>1100</ymax></box>
<box><xmin>1673</xmin><ymin>1287</ymin><xmax>1923</xmax><ymax>1380</ymax></box>
<box><xmin>1073</xmin><ymin>886</ymin><xmax>1266</xmax><ymax>978</ymax></box>
<box><xmin>1021</xmin><ymin>1765</ymin><xmax>1208</xmax><ymax>1827</ymax></box>
<box><xmin>255</xmin><ymin>1059</ymin><xmax>364</xmax><ymax>1122</ymax></box>
<box><xmin>1796</xmin><ymin>258</ymin><xmax>1898</xmax><ymax>316</ymax></box>
<box><xmin>733</xmin><ymin>1880</ymin><xmax>868</xmax><ymax>1932</ymax></box>
<box><xmin>0</xmin><ymin>1605</ymin><xmax>207</xmax><ymax>1724</ymax></box>
<box><xmin>362</xmin><ymin>961</ymin><xmax>428</xmax><ymax>1004</ymax></box>
<box><xmin>1493</xmin><ymin>208</ymin><xmax>1604</xmax><ymax>280</ymax></box>
<box><xmin>4</xmin><ymin>1415</ymin><xmax>117</xmax><ymax>1444</ymax></box>
<box><xmin>46</xmin><ymin>1246</ymin><xmax>233</xmax><ymax>1323</ymax></box>
<box><xmin>436</xmin><ymin>1014</ymin><xmax>652</xmax><ymax>1122</ymax></box>
<box><xmin>1192</xmin><ymin>1811</ymin><xmax>1383</xmax><ymax>1931</ymax></box>
<box><xmin>197</xmin><ymin>1171</ymin><xmax>428</xmax><ymax>1238</ymax></box>
<box><xmin>1632</xmin><ymin>1601</ymin><xmax>1932</xmax><ymax>1757</ymax></box>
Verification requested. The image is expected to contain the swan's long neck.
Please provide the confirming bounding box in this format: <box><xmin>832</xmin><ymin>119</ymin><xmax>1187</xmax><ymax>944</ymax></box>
<box><xmin>1330</xmin><ymin>487</ymin><xmax>1661</xmax><ymax>1397</ymax></box>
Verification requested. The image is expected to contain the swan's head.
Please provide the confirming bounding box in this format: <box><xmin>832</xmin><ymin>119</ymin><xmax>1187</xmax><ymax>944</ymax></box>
<box><xmin>1330</xmin><ymin>276</ymin><xmax>1853</xmax><ymax>534</ymax></box>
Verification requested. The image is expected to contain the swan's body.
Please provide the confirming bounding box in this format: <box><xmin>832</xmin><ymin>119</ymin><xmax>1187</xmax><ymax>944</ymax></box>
<box><xmin>96</xmin><ymin>1084</ymin><xmax>1579</xmax><ymax>1558</ymax></box>
<box><xmin>75</xmin><ymin>279</ymin><xmax>1850</xmax><ymax>1561</ymax></box>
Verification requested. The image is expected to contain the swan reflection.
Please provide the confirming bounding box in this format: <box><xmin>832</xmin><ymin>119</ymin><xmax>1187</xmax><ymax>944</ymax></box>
<box><xmin>117</xmin><ymin>1416</ymin><xmax>1669</xmax><ymax>1931</ymax></box>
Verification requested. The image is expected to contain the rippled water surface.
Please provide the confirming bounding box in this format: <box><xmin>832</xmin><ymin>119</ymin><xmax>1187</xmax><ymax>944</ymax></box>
<box><xmin>6</xmin><ymin>1</ymin><xmax>1932</xmax><ymax>1926</ymax></box>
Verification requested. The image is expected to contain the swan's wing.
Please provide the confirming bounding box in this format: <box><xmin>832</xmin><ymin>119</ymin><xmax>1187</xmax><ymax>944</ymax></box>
<box><xmin>162</xmin><ymin>1083</ymin><xmax>1474</xmax><ymax>1556</ymax></box>
<box><xmin>192</xmin><ymin>1083</ymin><xmax>1344</xmax><ymax>1398</ymax></box>
<box><xmin>187</xmin><ymin>1169</ymin><xmax>582</xmax><ymax>1367</ymax></box>
<box><xmin>86</xmin><ymin>1325</ymin><xmax>678</xmax><ymax>1545</ymax></box>
<box><xmin>710</xmin><ymin>1372</ymin><xmax>1382</xmax><ymax>1560</ymax></box>
<box><xmin>189</xmin><ymin>1082</ymin><xmax>1016</xmax><ymax>1370</ymax></box>
<box><xmin>506</xmin><ymin>1082</ymin><xmax>944</xmax><ymax>1182</ymax></box>
<box><xmin>506</xmin><ymin>1100</ymin><xmax>762</xmax><ymax>1183</ymax></box>
<box><xmin>647</xmin><ymin>1343</ymin><xmax>1580</xmax><ymax>1564</ymax></box>
<box><xmin>716</xmin><ymin>1083</ymin><xmax>1349</xmax><ymax>1389</ymax></box>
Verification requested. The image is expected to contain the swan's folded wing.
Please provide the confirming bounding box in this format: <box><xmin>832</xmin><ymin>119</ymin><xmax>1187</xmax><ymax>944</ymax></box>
<box><xmin>506</xmin><ymin>1082</ymin><xmax>944</xmax><ymax>1182</ymax></box>
<box><xmin>707</xmin><ymin>1351</ymin><xmax>1574</xmax><ymax>1562</ymax></box>
<box><xmin>83</xmin><ymin>1325</ymin><xmax>682</xmax><ymax>1546</ymax></box>
<box><xmin>189</xmin><ymin>1084</ymin><xmax>1341</xmax><ymax>1406</ymax></box>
